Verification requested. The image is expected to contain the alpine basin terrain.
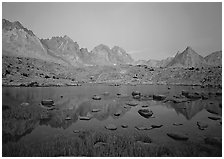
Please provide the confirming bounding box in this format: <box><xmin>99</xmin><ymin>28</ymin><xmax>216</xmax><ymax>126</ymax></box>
<box><xmin>2</xmin><ymin>19</ymin><xmax>222</xmax><ymax>157</ymax></box>
<box><xmin>2</xmin><ymin>19</ymin><xmax>222</xmax><ymax>87</ymax></box>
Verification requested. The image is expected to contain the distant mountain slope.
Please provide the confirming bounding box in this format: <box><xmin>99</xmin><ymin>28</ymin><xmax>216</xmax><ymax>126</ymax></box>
<box><xmin>167</xmin><ymin>47</ymin><xmax>207</xmax><ymax>68</ymax></box>
<box><xmin>2</xmin><ymin>19</ymin><xmax>68</xmax><ymax>66</ymax></box>
<box><xmin>204</xmin><ymin>51</ymin><xmax>222</xmax><ymax>66</ymax></box>
<box><xmin>2</xmin><ymin>19</ymin><xmax>133</xmax><ymax>66</ymax></box>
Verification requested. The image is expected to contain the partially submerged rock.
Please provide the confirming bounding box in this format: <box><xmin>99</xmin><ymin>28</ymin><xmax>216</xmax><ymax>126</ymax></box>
<box><xmin>141</xmin><ymin>105</ymin><xmax>149</xmax><ymax>108</ymax></box>
<box><xmin>132</xmin><ymin>91</ymin><xmax>141</xmax><ymax>97</ymax></box>
<box><xmin>153</xmin><ymin>94</ymin><xmax>166</xmax><ymax>101</ymax></box>
<box><xmin>138</xmin><ymin>109</ymin><xmax>153</xmax><ymax>118</ymax></box>
<box><xmin>183</xmin><ymin>92</ymin><xmax>201</xmax><ymax>100</ymax></box>
<box><xmin>167</xmin><ymin>133</ymin><xmax>189</xmax><ymax>140</ymax></box>
<box><xmin>121</xmin><ymin>124</ymin><xmax>128</xmax><ymax>128</ymax></box>
<box><xmin>92</xmin><ymin>109</ymin><xmax>101</xmax><ymax>112</ymax></box>
<box><xmin>73</xmin><ymin>130</ymin><xmax>80</xmax><ymax>133</ymax></box>
<box><xmin>151</xmin><ymin>124</ymin><xmax>163</xmax><ymax>128</ymax></box>
<box><xmin>133</xmin><ymin>94</ymin><xmax>141</xmax><ymax>99</ymax></box>
<box><xmin>173</xmin><ymin>123</ymin><xmax>183</xmax><ymax>126</ymax></box>
<box><xmin>65</xmin><ymin>116</ymin><xmax>71</xmax><ymax>120</ymax></box>
<box><xmin>105</xmin><ymin>124</ymin><xmax>117</xmax><ymax>130</ymax></box>
<box><xmin>92</xmin><ymin>95</ymin><xmax>101</xmax><ymax>100</ymax></box>
<box><xmin>197</xmin><ymin>122</ymin><xmax>208</xmax><ymax>130</ymax></box>
<box><xmin>20</xmin><ymin>102</ymin><xmax>29</xmax><ymax>107</ymax></box>
<box><xmin>41</xmin><ymin>99</ymin><xmax>54</xmax><ymax>106</ymax></box>
<box><xmin>79</xmin><ymin>116</ymin><xmax>92</xmax><ymax>120</ymax></box>
<box><xmin>114</xmin><ymin>110</ymin><xmax>122</xmax><ymax>116</ymax></box>
<box><xmin>126</xmin><ymin>101</ymin><xmax>139</xmax><ymax>106</ymax></box>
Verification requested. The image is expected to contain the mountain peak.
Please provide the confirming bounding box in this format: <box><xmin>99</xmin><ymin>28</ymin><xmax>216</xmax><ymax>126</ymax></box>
<box><xmin>2</xmin><ymin>19</ymin><xmax>35</xmax><ymax>36</ymax></box>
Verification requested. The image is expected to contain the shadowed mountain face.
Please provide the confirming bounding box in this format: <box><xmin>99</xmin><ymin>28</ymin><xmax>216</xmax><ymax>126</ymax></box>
<box><xmin>204</xmin><ymin>51</ymin><xmax>222</xmax><ymax>66</ymax></box>
<box><xmin>167</xmin><ymin>47</ymin><xmax>207</xmax><ymax>68</ymax></box>
<box><xmin>2</xmin><ymin>19</ymin><xmax>133</xmax><ymax>66</ymax></box>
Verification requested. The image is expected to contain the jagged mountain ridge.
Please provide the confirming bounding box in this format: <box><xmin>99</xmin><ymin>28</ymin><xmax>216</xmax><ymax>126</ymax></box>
<box><xmin>2</xmin><ymin>19</ymin><xmax>133</xmax><ymax>66</ymax></box>
<box><xmin>2</xmin><ymin>19</ymin><xmax>221</xmax><ymax>68</ymax></box>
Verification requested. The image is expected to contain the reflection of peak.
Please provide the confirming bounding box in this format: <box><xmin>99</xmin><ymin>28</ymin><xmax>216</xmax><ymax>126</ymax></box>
<box><xmin>169</xmin><ymin>100</ymin><xmax>205</xmax><ymax>120</ymax></box>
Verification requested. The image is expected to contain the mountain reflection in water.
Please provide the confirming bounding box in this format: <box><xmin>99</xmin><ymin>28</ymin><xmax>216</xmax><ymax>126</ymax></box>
<box><xmin>2</xmin><ymin>85</ymin><xmax>222</xmax><ymax>145</ymax></box>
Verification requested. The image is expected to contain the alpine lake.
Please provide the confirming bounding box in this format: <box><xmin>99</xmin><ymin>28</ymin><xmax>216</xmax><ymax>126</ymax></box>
<box><xmin>2</xmin><ymin>84</ymin><xmax>222</xmax><ymax>157</ymax></box>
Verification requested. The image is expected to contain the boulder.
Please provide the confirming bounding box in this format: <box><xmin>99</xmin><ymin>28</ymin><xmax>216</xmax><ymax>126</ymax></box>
<box><xmin>73</xmin><ymin>130</ymin><xmax>80</xmax><ymax>133</ymax></box>
<box><xmin>79</xmin><ymin>116</ymin><xmax>92</xmax><ymax>120</ymax></box>
<box><xmin>216</xmin><ymin>92</ymin><xmax>222</xmax><ymax>96</ymax></box>
<box><xmin>114</xmin><ymin>110</ymin><xmax>122</xmax><ymax>116</ymax></box>
<box><xmin>197</xmin><ymin>122</ymin><xmax>208</xmax><ymax>130</ymax></box>
<box><xmin>167</xmin><ymin>133</ymin><xmax>189</xmax><ymax>140</ymax></box>
<box><xmin>92</xmin><ymin>109</ymin><xmax>101</xmax><ymax>112</ymax></box>
<box><xmin>126</xmin><ymin>101</ymin><xmax>139</xmax><ymax>106</ymax></box>
<box><xmin>204</xmin><ymin>137</ymin><xmax>222</xmax><ymax>147</ymax></box>
<box><xmin>133</xmin><ymin>95</ymin><xmax>141</xmax><ymax>99</ymax></box>
<box><xmin>65</xmin><ymin>116</ymin><xmax>71</xmax><ymax>120</ymax></box>
<box><xmin>201</xmin><ymin>93</ymin><xmax>209</xmax><ymax>100</ymax></box>
<box><xmin>121</xmin><ymin>124</ymin><xmax>128</xmax><ymax>128</ymax></box>
<box><xmin>41</xmin><ymin>99</ymin><xmax>54</xmax><ymax>107</ymax></box>
<box><xmin>153</xmin><ymin>95</ymin><xmax>166</xmax><ymax>101</ymax></box>
<box><xmin>92</xmin><ymin>95</ymin><xmax>101</xmax><ymax>100</ymax></box>
<box><xmin>151</xmin><ymin>124</ymin><xmax>163</xmax><ymax>128</ymax></box>
<box><xmin>105</xmin><ymin>124</ymin><xmax>117</xmax><ymax>130</ymax></box>
<box><xmin>20</xmin><ymin>102</ymin><xmax>29</xmax><ymax>106</ymax></box>
<box><xmin>173</xmin><ymin>123</ymin><xmax>183</xmax><ymax>126</ymax></box>
<box><xmin>138</xmin><ymin>109</ymin><xmax>153</xmax><ymax>118</ymax></box>
<box><xmin>132</xmin><ymin>91</ymin><xmax>141</xmax><ymax>97</ymax></box>
<box><xmin>208</xmin><ymin>116</ymin><xmax>221</xmax><ymax>120</ymax></box>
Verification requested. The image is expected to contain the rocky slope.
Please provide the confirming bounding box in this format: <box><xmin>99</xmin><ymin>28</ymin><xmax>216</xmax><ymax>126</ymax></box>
<box><xmin>204</xmin><ymin>51</ymin><xmax>222</xmax><ymax>66</ymax></box>
<box><xmin>166</xmin><ymin>47</ymin><xmax>207</xmax><ymax>68</ymax></box>
<box><xmin>3</xmin><ymin>19</ymin><xmax>133</xmax><ymax>66</ymax></box>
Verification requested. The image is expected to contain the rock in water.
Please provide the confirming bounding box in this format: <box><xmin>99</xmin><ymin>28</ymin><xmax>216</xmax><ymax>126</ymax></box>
<box><xmin>92</xmin><ymin>109</ymin><xmax>101</xmax><ymax>112</ymax></box>
<box><xmin>79</xmin><ymin>116</ymin><xmax>92</xmax><ymax>120</ymax></box>
<box><xmin>126</xmin><ymin>101</ymin><xmax>139</xmax><ymax>106</ymax></box>
<box><xmin>208</xmin><ymin>116</ymin><xmax>221</xmax><ymax>120</ymax></box>
<box><xmin>65</xmin><ymin>116</ymin><xmax>71</xmax><ymax>120</ymax></box>
<box><xmin>105</xmin><ymin>124</ymin><xmax>117</xmax><ymax>130</ymax></box>
<box><xmin>173</xmin><ymin>123</ymin><xmax>183</xmax><ymax>126</ymax></box>
<box><xmin>132</xmin><ymin>91</ymin><xmax>141</xmax><ymax>97</ymax></box>
<box><xmin>167</xmin><ymin>133</ymin><xmax>189</xmax><ymax>140</ymax></box>
<box><xmin>121</xmin><ymin>124</ymin><xmax>128</xmax><ymax>128</ymax></box>
<box><xmin>92</xmin><ymin>95</ymin><xmax>101</xmax><ymax>100</ymax></box>
<box><xmin>114</xmin><ymin>110</ymin><xmax>122</xmax><ymax>116</ymax></box>
<box><xmin>135</xmin><ymin>125</ymin><xmax>153</xmax><ymax>131</ymax></box>
<box><xmin>153</xmin><ymin>95</ymin><xmax>166</xmax><ymax>101</ymax></box>
<box><xmin>197</xmin><ymin>122</ymin><xmax>208</xmax><ymax>130</ymax></box>
<box><xmin>151</xmin><ymin>124</ymin><xmax>163</xmax><ymax>128</ymax></box>
<box><xmin>204</xmin><ymin>137</ymin><xmax>222</xmax><ymax>147</ymax></box>
<box><xmin>138</xmin><ymin>109</ymin><xmax>153</xmax><ymax>118</ymax></box>
<box><xmin>41</xmin><ymin>99</ymin><xmax>54</xmax><ymax>106</ymax></box>
<box><xmin>73</xmin><ymin>130</ymin><xmax>80</xmax><ymax>133</ymax></box>
<box><xmin>20</xmin><ymin>102</ymin><xmax>29</xmax><ymax>106</ymax></box>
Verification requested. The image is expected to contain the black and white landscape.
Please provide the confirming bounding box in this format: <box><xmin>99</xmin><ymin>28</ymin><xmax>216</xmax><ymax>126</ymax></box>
<box><xmin>2</xmin><ymin>2</ymin><xmax>222</xmax><ymax>157</ymax></box>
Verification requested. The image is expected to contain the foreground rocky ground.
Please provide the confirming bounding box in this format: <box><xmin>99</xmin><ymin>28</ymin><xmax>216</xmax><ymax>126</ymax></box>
<box><xmin>2</xmin><ymin>55</ymin><xmax>222</xmax><ymax>87</ymax></box>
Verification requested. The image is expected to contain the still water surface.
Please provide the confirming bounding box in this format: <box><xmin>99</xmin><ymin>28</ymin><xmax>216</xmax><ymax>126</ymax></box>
<box><xmin>2</xmin><ymin>84</ymin><xmax>222</xmax><ymax>148</ymax></box>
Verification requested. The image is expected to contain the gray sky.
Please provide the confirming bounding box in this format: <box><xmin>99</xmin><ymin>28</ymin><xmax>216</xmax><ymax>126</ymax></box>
<box><xmin>2</xmin><ymin>2</ymin><xmax>222</xmax><ymax>60</ymax></box>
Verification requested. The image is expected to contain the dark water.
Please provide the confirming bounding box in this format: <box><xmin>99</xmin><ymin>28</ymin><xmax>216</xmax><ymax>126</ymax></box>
<box><xmin>2</xmin><ymin>84</ymin><xmax>222</xmax><ymax>150</ymax></box>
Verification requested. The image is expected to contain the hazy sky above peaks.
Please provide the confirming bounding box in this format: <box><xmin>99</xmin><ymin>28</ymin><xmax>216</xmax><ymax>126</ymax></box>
<box><xmin>3</xmin><ymin>2</ymin><xmax>222</xmax><ymax>60</ymax></box>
